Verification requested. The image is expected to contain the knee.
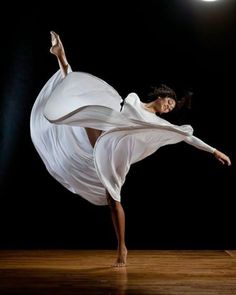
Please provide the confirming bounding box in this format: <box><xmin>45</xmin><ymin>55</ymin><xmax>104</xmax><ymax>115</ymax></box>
<box><xmin>106</xmin><ymin>192</ymin><xmax>120</xmax><ymax>210</ymax></box>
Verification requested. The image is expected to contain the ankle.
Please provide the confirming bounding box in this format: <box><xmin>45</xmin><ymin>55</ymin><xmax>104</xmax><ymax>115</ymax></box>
<box><xmin>118</xmin><ymin>245</ymin><xmax>127</xmax><ymax>252</ymax></box>
<box><xmin>57</xmin><ymin>56</ymin><xmax>68</xmax><ymax>67</ymax></box>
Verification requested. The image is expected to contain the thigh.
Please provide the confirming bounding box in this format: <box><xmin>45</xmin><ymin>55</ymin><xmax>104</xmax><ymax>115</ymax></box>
<box><xmin>106</xmin><ymin>190</ymin><xmax>115</xmax><ymax>207</ymax></box>
<box><xmin>85</xmin><ymin>127</ymin><xmax>103</xmax><ymax>147</ymax></box>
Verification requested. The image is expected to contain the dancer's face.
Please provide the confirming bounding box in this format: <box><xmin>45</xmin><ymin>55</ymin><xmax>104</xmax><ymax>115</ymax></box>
<box><xmin>155</xmin><ymin>97</ymin><xmax>176</xmax><ymax>114</ymax></box>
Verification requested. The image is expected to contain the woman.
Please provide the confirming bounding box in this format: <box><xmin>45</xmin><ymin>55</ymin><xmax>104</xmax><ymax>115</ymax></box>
<box><xmin>30</xmin><ymin>31</ymin><xmax>231</xmax><ymax>267</ymax></box>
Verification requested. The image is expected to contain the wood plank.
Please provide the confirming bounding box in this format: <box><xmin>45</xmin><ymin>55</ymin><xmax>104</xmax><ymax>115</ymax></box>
<box><xmin>0</xmin><ymin>250</ymin><xmax>236</xmax><ymax>294</ymax></box>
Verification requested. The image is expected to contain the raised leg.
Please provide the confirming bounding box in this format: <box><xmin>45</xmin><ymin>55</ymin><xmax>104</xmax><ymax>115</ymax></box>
<box><xmin>49</xmin><ymin>32</ymin><xmax>127</xmax><ymax>267</ymax></box>
<box><xmin>106</xmin><ymin>191</ymin><xmax>128</xmax><ymax>267</ymax></box>
<box><xmin>50</xmin><ymin>31</ymin><xmax>69</xmax><ymax>77</ymax></box>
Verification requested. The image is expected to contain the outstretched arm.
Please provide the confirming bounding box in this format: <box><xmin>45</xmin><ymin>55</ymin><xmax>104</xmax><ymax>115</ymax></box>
<box><xmin>50</xmin><ymin>31</ymin><xmax>70</xmax><ymax>77</ymax></box>
<box><xmin>184</xmin><ymin>135</ymin><xmax>231</xmax><ymax>166</ymax></box>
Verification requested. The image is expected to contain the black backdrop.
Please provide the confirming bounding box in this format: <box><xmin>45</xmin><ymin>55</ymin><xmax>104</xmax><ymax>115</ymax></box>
<box><xmin>0</xmin><ymin>0</ymin><xmax>235</xmax><ymax>249</ymax></box>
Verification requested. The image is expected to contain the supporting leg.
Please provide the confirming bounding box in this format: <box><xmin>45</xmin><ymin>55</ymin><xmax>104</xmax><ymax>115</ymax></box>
<box><xmin>85</xmin><ymin>127</ymin><xmax>103</xmax><ymax>148</ymax></box>
<box><xmin>106</xmin><ymin>191</ymin><xmax>128</xmax><ymax>267</ymax></box>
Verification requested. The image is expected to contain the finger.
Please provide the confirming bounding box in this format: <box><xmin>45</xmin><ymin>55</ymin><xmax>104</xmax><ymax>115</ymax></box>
<box><xmin>223</xmin><ymin>156</ymin><xmax>231</xmax><ymax>166</ymax></box>
<box><xmin>218</xmin><ymin>158</ymin><xmax>225</xmax><ymax>165</ymax></box>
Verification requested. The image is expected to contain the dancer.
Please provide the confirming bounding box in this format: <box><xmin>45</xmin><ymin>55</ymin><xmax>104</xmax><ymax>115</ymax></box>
<box><xmin>30</xmin><ymin>31</ymin><xmax>231</xmax><ymax>267</ymax></box>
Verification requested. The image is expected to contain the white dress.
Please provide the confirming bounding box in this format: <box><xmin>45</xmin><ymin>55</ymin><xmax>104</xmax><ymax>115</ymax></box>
<box><xmin>30</xmin><ymin>68</ymin><xmax>215</xmax><ymax>206</ymax></box>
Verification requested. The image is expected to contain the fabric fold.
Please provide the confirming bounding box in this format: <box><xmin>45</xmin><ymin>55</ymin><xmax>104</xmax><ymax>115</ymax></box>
<box><xmin>30</xmin><ymin>70</ymin><xmax>194</xmax><ymax>205</ymax></box>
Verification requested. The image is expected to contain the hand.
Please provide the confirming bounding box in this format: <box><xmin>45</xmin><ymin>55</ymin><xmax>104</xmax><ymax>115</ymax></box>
<box><xmin>213</xmin><ymin>149</ymin><xmax>231</xmax><ymax>166</ymax></box>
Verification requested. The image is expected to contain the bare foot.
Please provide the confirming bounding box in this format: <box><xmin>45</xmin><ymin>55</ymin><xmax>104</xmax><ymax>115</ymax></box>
<box><xmin>113</xmin><ymin>247</ymin><xmax>128</xmax><ymax>267</ymax></box>
<box><xmin>50</xmin><ymin>31</ymin><xmax>65</xmax><ymax>57</ymax></box>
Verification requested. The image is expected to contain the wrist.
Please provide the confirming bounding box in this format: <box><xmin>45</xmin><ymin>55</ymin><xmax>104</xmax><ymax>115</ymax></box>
<box><xmin>213</xmin><ymin>148</ymin><xmax>218</xmax><ymax>154</ymax></box>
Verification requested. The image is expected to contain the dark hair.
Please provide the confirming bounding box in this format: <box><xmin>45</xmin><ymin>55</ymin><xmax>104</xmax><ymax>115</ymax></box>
<box><xmin>148</xmin><ymin>84</ymin><xmax>193</xmax><ymax>111</ymax></box>
<box><xmin>119</xmin><ymin>84</ymin><xmax>193</xmax><ymax>112</ymax></box>
<box><xmin>148</xmin><ymin>84</ymin><xmax>177</xmax><ymax>101</ymax></box>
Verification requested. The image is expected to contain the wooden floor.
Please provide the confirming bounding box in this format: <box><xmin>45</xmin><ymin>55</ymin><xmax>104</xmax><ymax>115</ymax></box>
<box><xmin>1</xmin><ymin>250</ymin><xmax>236</xmax><ymax>294</ymax></box>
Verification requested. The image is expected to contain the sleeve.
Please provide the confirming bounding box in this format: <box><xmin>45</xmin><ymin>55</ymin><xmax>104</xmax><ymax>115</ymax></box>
<box><xmin>184</xmin><ymin>135</ymin><xmax>216</xmax><ymax>153</ymax></box>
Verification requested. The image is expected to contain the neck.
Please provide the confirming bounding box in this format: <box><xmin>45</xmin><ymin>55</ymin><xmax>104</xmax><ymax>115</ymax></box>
<box><xmin>145</xmin><ymin>101</ymin><xmax>158</xmax><ymax>113</ymax></box>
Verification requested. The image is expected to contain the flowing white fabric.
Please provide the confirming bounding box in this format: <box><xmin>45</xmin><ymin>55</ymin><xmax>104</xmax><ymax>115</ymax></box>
<box><xmin>30</xmin><ymin>69</ymin><xmax>215</xmax><ymax>205</ymax></box>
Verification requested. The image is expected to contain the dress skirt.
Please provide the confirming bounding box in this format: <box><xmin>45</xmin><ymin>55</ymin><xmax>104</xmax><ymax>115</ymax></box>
<box><xmin>30</xmin><ymin>69</ymin><xmax>193</xmax><ymax>205</ymax></box>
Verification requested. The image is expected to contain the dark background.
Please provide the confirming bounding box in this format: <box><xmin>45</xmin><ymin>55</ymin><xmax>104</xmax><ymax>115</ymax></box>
<box><xmin>0</xmin><ymin>0</ymin><xmax>235</xmax><ymax>249</ymax></box>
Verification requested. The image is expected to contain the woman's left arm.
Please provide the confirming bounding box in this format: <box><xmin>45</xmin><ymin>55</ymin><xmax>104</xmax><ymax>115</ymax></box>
<box><xmin>184</xmin><ymin>135</ymin><xmax>231</xmax><ymax>166</ymax></box>
<box><xmin>212</xmin><ymin>149</ymin><xmax>231</xmax><ymax>166</ymax></box>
